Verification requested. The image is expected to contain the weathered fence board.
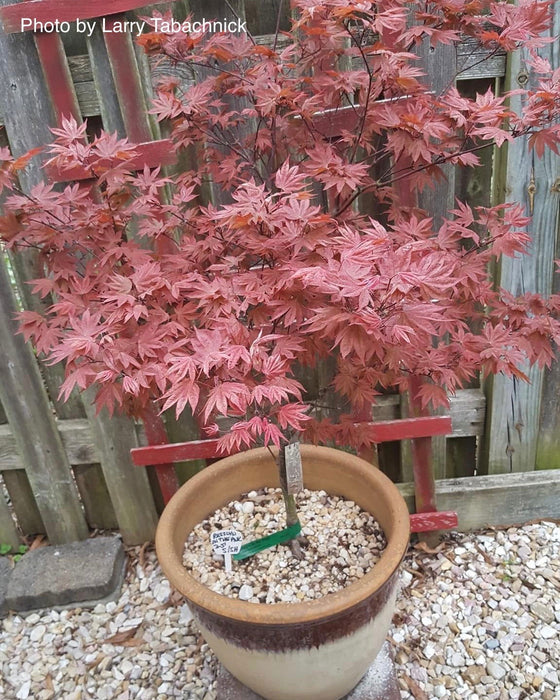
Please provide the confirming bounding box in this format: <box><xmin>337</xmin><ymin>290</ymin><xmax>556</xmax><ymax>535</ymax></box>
<box><xmin>0</xmin><ymin>1</ymin><xmax>54</xmax><ymax>185</ymax></box>
<box><xmin>0</xmin><ymin>9</ymin><xmax>88</xmax><ymax>542</ymax></box>
<box><xmin>0</xmin><ymin>401</ymin><xmax>21</xmax><ymax>546</ymax></box>
<box><xmin>398</xmin><ymin>34</ymin><xmax>458</xmax><ymax>485</ymax></box>
<box><xmin>456</xmin><ymin>38</ymin><xmax>507</xmax><ymax>81</ymax></box>
<box><xmin>104</xmin><ymin>18</ymin><xmax>153</xmax><ymax>142</ymax></box>
<box><xmin>534</xmin><ymin>4</ymin><xmax>560</xmax><ymax>472</ymax></box>
<box><xmin>0</xmin><ymin>261</ymin><xmax>89</xmax><ymax>544</ymax></box>
<box><xmin>2</xmin><ymin>470</ymin><xmax>44</xmax><ymax>535</ymax></box>
<box><xmin>0</xmin><ymin>389</ymin><xmax>484</xmax><ymax>470</ymax></box>
<box><xmin>0</xmin><ymin>6</ymin><xmax>85</xmax><ymax>420</ymax></box>
<box><xmin>484</xmin><ymin>2</ymin><xmax>560</xmax><ymax>474</ymax></box>
<box><xmin>0</xmin><ymin>0</ymin><xmax>172</xmax><ymax>32</ymax></box>
<box><xmin>537</xmin><ymin>207</ymin><xmax>560</xmax><ymax>470</ymax></box>
<box><xmin>82</xmin><ymin>392</ymin><xmax>158</xmax><ymax>544</ymax></box>
<box><xmin>34</xmin><ymin>31</ymin><xmax>81</xmax><ymax>122</ymax></box>
<box><xmin>0</xmin><ymin>492</ymin><xmax>20</xmax><ymax>548</ymax></box>
<box><xmin>399</xmin><ymin>469</ymin><xmax>560</xmax><ymax>530</ymax></box>
<box><xmin>74</xmin><ymin>464</ymin><xmax>119</xmax><ymax>531</ymax></box>
<box><xmin>244</xmin><ymin>0</ymin><xmax>289</xmax><ymax>36</ymax></box>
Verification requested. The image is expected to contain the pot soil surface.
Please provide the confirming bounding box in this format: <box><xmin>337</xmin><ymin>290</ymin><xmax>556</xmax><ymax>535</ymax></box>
<box><xmin>182</xmin><ymin>487</ymin><xmax>387</xmax><ymax>604</ymax></box>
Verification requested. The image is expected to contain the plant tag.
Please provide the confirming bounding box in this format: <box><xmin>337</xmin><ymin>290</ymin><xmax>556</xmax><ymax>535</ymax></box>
<box><xmin>211</xmin><ymin>530</ymin><xmax>242</xmax><ymax>573</ymax></box>
<box><xmin>285</xmin><ymin>441</ymin><xmax>303</xmax><ymax>495</ymax></box>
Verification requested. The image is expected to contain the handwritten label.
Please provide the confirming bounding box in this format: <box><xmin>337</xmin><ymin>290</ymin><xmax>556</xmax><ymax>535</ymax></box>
<box><xmin>211</xmin><ymin>530</ymin><xmax>243</xmax><ymax>555</ymax></box>
<box><xmin>285</xmin><ymin>441</ymin><xmax>303</xmax><ymax>495</ymax></box>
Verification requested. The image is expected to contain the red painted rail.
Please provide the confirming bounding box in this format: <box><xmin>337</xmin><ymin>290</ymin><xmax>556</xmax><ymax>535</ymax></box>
<box><xmin>131</xmin><ymin>438</ymin><xmax>224</xmax><ymax>467</ymax></box>
<box><xmin>131</xmin><ymin>418</ymin><xmax>452</xmax><ymax>468</ymax></box>
<box><xmin>140</xmin><ymin>403</ymin><xmax>180</xmax><ymax>505</ymax></box>
<box><xmin>309</xmin><ymin>105</ymin><xmax>364</xmax><ymax>139</ymax></box>
<box><xmin>103</xmin><ymin>15</ymin><xmax>153</xmax><ymax>144</ymax></box>
<box><xmin>131</xmin><ymin>415</ymin><xmax>459</xmax><ymax>533</ymax></box>
<box><xmin>361</xmin><ymin>416</ymin><xmax>451</xmax><ymax>443</ymax></box>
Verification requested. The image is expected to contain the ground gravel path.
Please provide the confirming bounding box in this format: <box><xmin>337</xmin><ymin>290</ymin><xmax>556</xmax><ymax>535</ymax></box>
<box><xmin>0</xmin><ymin>521</ymin><xmax>558</xmax><ymax>699</ymax></box>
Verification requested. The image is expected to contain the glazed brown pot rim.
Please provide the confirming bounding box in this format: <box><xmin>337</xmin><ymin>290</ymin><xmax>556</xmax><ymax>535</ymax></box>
<box><xmin>155</xmin><ymin>444</ymin><xmax>410</xmax><ymax>625</ymax></box>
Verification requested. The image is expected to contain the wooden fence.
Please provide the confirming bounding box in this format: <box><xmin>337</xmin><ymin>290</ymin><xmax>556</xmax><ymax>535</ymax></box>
<box><xmin>0</xmin><ymin>0</ymin><xmax>559</xmax><ymax>547</ymax></box>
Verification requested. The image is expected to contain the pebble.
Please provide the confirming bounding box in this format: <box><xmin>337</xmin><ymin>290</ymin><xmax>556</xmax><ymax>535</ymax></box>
<box><xmin>487</xmin><ymin>660</ymin><xmax>507</xmax><ymax>680</ymax></box>
<box><xmin>463</xmin><ymin>666</ymin><xmax>486</xmax><ymax>685</ymax></box>
<box><xmin>238</xmin><ymin>585</ymin><xmax>253</xmax><ymax>601</ymax></box>
<box><xmin>29</xmin><ymin>625</ymin><xmax>46</xmax><ymax>642</ymax></box>
<box><xmin>0</xmin><ymin>522</ymin><xmax>558</xmax><ymax>700</ymax></box>
<box><xmin>16</xmin><ymin>681</ymin><xmax>31</xmax><ymax>699</ymax></box>
<box><xmin>450</xmin><ymin>653</ymin><xmax>465</xmax><ymax>667</ymax></box>
<box><xmin>530</xmin><ymin>602</ymin><xmax>554</xmax><ymax>624</ymax></box>
<box><xmin>241</xmin><ymin>502</ymin><xmax>255</xmax><ymax>515</ymax></box>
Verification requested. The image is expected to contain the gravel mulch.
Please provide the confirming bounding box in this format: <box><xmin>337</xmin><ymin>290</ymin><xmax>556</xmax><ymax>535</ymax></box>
<box><xmin>0</xmin><ymin>521</ymin><xmax>559</xmax><ymax>700</ymax></box>
<box><xmin>183</xmin><ymin>488</ymin><xmax>386</xmax><ymax>604</ymax></box>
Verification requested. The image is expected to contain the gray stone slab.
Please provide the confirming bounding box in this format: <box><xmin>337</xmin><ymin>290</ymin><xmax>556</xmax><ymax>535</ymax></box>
<box><xmin>216</xmin><ymin>640</ymin><xmax>400</xmax><ymax>700</ymax></box>
<box><xmin>5</xmin><ymin>536</ymin><xmax>125</xmax><ymax>613</ymax></box>
<box><xmin>0</xmin><ymin>557</ymin><xmax>12</xmax><ymax>617</ymax></box>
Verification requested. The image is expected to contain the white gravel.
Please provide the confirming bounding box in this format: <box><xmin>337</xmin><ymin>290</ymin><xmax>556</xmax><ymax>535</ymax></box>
<box><xmin>393</xmin><ymin>521</ymin><xmax>560</xmax><ymax>699</ymax></box>
<box><xmin>182</xmin><ymin>488</ymin><xmax>386</xmax><ymax>604</ymax></box>
<box><xmin>0</xmin><ymin>521</ymin><xmax>558</xmax><ymax>699</ymax></box>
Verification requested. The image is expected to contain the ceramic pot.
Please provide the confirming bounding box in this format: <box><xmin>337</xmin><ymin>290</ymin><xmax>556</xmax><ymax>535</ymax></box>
<box><xmin>155</xmin><ymin>445</ymin><xmax>410</xmax><ymax>700</ymax></box>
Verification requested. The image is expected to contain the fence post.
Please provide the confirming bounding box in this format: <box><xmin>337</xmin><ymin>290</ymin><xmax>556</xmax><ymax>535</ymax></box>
<box><xmin>483</xmin><ymin>4</ymin><xmax>560</xmax><ymax>474</ymax></box>
<box><xmin>534</xmin><ymin>5</ymin><xmax>560</xmax><ymax>471</ymax></box>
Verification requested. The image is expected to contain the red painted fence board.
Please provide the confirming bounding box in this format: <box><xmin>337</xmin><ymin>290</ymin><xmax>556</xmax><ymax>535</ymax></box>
<box><xmin>34</xmin><ymin>32</ymin><xmax>81</xmax><ymax>125</ymax></box>
<box><xmin>45</xmin><ymin>139</ymin><xmax>177</xmax><ymax>182</ymax></box>
<box><xmin>0</xmin><ymin>0</ymin><xmax>173</xmax><ymax>33</ymax></box>
<box><xmin>131</xmin><ymin>438</ymin><xmax>224</xmax><ymax>466</ymax></box>
<box><xmin>141</xmin><ymin>403</ymin><xmax>180</xmax><ymax>505</ymax></box>
<box><xmin>310</xmin><ymin>105</ymin><xmax>364</xmax><ymax>139</ymax></box>
<box><xmin>131</xmin><ymin>417</ymin><xmax>452</xmax><ymax>467</ymax></box>
<box><xmin>131</xmin><ymin>415</ymin><xmax>457</xmax><ymax>531</ymax></box>
<box><xmin>410</xmin><ymin>511</ymin><xmax>459</xmax><ymax>533</ymax></box>
<box><xmin>361</xmin><ymin>416</ymin><xmax>452</xmax><ymax>444</ymax></box>
<box><xmin>103</xmin><ymin>15</ymin><xmax>153</xmax><ymax>144</ymax></box>
<box><xmin>406</xmin><ymin>377</ymin><xmax>438</xmax><ymax>514</ymax></box>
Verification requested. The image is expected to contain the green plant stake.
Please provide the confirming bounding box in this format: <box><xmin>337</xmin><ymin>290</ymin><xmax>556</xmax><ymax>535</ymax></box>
<box><xmin>233</xmin><ymin>522</ymin><xmax>302</xmax><ymax>561</ymax></box>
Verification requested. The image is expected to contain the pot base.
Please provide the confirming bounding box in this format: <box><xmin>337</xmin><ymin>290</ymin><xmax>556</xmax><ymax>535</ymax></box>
<box><xmin>216</xmin><ymin>641</ymin><xmax>400</xmax><ymax>700</ymax></box>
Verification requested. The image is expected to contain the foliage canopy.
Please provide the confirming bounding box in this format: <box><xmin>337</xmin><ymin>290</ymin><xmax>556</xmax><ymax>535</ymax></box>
<box><xmin>2</xmin><ymin>0</ymin><xmax>560</xmax><ymax>453</ymax></box>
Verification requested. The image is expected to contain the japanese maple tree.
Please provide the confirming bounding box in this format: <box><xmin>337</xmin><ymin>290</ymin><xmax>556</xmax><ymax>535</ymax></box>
<box><xmin>2</xmin><ymin>0</ymin><xmax>560</xmax><ymax>527</ymax></box>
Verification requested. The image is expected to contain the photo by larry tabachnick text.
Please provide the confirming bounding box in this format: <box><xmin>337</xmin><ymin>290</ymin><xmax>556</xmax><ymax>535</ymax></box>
<box><xmin>20</xmin><ymin>16</ymin><xmax>248</xmax><ymax>37</ymax></box>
